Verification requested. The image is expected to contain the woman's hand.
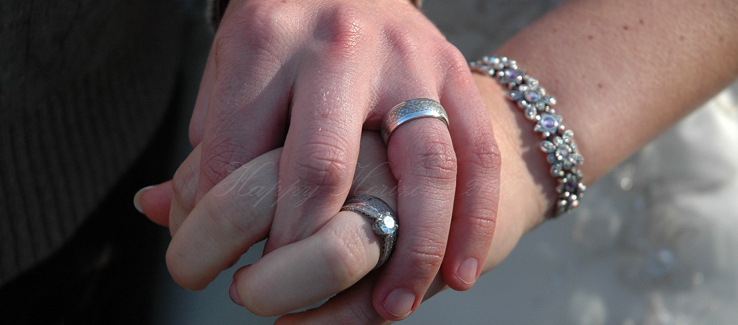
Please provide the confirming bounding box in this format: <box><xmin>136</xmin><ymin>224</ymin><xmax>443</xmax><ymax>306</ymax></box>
<box><xmin>167</xmin><ymin>0</ymin><xmax>501</xmax><ymax>320</ymax></box>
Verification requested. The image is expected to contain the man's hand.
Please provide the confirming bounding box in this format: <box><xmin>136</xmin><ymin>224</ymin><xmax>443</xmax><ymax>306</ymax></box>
<box><xmin>167</xmin><ymin>0</ymin><xmax>501</xmax><ymax>320</ymax></box>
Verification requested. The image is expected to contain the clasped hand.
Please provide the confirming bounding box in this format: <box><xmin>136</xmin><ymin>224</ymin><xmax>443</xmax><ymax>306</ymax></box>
<box><xmin>140</xmin><ymin>0</ymin><xmax>504</xmax><ymax>322</ymax></box>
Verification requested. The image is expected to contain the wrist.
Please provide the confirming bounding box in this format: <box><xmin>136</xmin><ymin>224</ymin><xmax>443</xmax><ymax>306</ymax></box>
<box><xmin>470</xmin><ymin>74</ymin><xmax>553</xmax><ymax>276</ymax></box>
<box><xmin>473</xmin><ymin>74</ymin><xmax>551</xmax><ymax>234</ymax></box>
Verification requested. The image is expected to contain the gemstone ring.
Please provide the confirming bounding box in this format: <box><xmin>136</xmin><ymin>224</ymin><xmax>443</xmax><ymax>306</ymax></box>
<box><xmin>340</xmin><ymin>195</ymin><xmax>398</xmax><ymax>269</ymax></box>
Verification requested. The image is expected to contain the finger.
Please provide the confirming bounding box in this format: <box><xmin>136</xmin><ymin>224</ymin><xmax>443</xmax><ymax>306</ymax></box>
<box><xmin>351</xmin><ymin>133</ymin><xmax>396</xmax><ymax>202</ymax></box>
<box><xmin>228</xmin><ymin>132</ymin><xmax>393</xmax><ymax>316</ymax></box>
<box><xmin>276</xmin><ymin>272</ymin><xmax>388</xmax><ymax>325</ymax></box>
<box><xmin>195</xmin><ymin>1</ymin><xmax>296</xmax><ymax>202</ymax></box>
<box><xmin>276</xmin><ymin>269</ymin><xmax>448</xmax><ymax>325</ymax></box>
<box><xmin>376</xmin><ymin>114</ymin><xmax>457</xmax><ymax>321</ymax></box>
<box><xmin>264</xmin><ymin>20</ymin><xmax>376</xmax><ymax>251</ymax></box>
<box><xmin>439</xmin><ymin>56</ymin><xmax>501</xmax><ymax>291</ymax></box>
<box><xmin>166</xmin><ymin>149</ymin><xmax>282</xmax><ymax>290</ymax></box>
<box><xmin>188</xmin><ymin>46</ymin><xmax>216</xmax><ymax>147</ymax></box>
<box><xmin>277</xmin><ymin>154</ymin><xmax>532</xmax><ymax>325</ymax></box>
<box><xmin>232</xmin><ymin>210</ymin><xmax>380</xmax><ymax>316</ymax></box>
<box><xmin>169</xmin><ymin>145</ymin><xmax>202</xmax><ymax>235</ymax></box>
<box><xmin>136</xmin><ymin>180</ymin><xmax>174</xmax><ymax>227</ymax></box>
<box><xmin>167</xmin><ymin>132</ymin><xmax>391</xmax><ymax>293</ymax></box>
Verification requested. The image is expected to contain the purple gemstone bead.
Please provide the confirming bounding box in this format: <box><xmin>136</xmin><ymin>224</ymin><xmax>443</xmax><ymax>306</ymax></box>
<box><xmin>556</xmin><ymin>146</ymin><xmax>570</xmax><ymax>158</ymax></box>
<box><xmin>505</xmin><ymin>69</ymin><xmax>518</xmax><ymax>79</ymax></box>
<box><xmin>541</xmin><ymin>114</ymin><xmax>558</xmax><ymax>130</ymax></box>
<box><xmin>524</xmin><ymin>89</ymin><xmax>541</xmax><ymax>102</ymax></box>
<box><xmin>565</xmin><ymin>177</ymin><xmax>579</xmax><ymax>192</ymax></box>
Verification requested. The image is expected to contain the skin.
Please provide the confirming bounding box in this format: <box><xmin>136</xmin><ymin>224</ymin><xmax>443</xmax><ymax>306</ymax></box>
<box><xmin>170</xmin><ymin>0</ymin><xmax>501</xmax><ymax>320</ymax></box>
<box><xmin>139</xmin><ymin>0</ymin><xmax>738</xmax><ymax>323</ymax></box>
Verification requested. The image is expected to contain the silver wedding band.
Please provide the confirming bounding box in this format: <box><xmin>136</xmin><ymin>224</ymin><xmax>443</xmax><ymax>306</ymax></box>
<box><xmin>340</xmin><ymin>195</ymin><xmax>398</xmax><ymax>269</ymax></box>
<box><xmin>381</xmin><ymin>98</ymin><xmax>449</xmax><ymax>144</ymax></box>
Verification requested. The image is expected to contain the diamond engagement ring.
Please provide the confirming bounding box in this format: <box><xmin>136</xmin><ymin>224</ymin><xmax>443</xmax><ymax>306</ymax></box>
<box><xmin>340</xmin><ymin>195</ymin><xmax>398</xmax><ymax>269</ymax></box>
<box><xmin>381</xmin><ymin>98</ymin><xmax>450</xmax><ymax>144</ymax></box>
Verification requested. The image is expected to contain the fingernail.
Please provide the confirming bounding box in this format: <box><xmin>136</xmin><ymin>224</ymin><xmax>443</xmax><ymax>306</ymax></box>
<box><xmin>383</xmin><ymin>288</ymin><xmax>415</xmax><ymax>318</ymax></box>
<box><xmin>456</xmin><ymin>258</ymin><xmax>479</xmax><ymax>285</ymax></box>
<box><xmin>229</xmin><ymin>280</ymin><xmax>243</xmax><ymax>306</ymax></box>
<box><xmin>133</xmin><ymin>186</ymin><xmax>154</xmax><ymax>214</ymax></box>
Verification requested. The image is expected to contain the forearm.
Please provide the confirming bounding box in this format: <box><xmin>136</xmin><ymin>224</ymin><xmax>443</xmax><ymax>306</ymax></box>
<box><xmin>480</xmin><ymin>0</ymin><xmax>738</xmax><ymax>231</ymax></box>
<box><xmin>500</xmin><ymin>0</ymin><xmax>738</xmax><ymax>176</ymax></box>
<box><xmin>468</xmin><ymin>0</ymin><xmax>738</xmax><ymax>273</ymax></box>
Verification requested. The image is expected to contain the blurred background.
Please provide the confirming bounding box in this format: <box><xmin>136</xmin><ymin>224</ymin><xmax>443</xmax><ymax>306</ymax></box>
<box><xmin>149</xmin><ymin>1</ymin><xmax>738</xmax><ymax>324</ymax></box>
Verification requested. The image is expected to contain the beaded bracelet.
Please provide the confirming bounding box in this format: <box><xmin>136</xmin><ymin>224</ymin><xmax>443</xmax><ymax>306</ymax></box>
<box><xmin>470</xmin><ymin>56</ymin><xmax>586</xmax><ymax>217</ymax></box>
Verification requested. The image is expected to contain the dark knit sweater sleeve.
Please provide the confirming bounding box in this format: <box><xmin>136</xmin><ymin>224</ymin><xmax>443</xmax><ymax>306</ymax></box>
<box><xmin>0</xmin><ymin>0</ymin><xmax>185</xmax><ymax>285</ymax></box>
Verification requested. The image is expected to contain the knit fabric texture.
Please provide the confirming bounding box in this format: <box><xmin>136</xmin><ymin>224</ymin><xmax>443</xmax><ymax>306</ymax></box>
<box><xmin>0</xmin><ymin>0</ymin><xmax>185</xmax><ymax>285</ymax></box>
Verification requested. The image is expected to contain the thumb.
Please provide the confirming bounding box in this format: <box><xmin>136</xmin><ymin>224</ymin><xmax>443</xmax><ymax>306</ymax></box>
<box><xmin>134</xmin><ymin>180</ymin><xmax>174</xmax><ymax>227</ymax></box>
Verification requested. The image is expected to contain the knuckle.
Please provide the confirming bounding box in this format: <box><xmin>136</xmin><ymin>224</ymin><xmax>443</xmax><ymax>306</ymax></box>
<box><xmin>201</xmin><ymin>134</ymin><xmax>255</xmax><ymax>189</ymax></box>
<box><xmin>200</xmin><ymin>155</ymin><xmax>236</xmax><ymax>191</ymax></box>
<box><xmin>434</xmin><ymin>42</ymin><xmax>477</xmax><ymax>88</ymax></box>
<box><xmin>214</xmin><ymin>2</ymin><xmax>290</xmax><ymax>66</ymax></box>
<box><xmin>384</xmin><ymin>26</ymin><xmax>421</xmax><ymax>59</ymax></box>
<box><xmin>321</xmin><ymin>228</ymin><xmax>367</xmax><ymax>286</ymax></box>
<box><xmin>294</xmin><ymin>139</ymin><xmax>352</xmax><ymax>191</ymax></box>
<box><xmin>316</xmin><ymin>5</ymin><xmax>370</xmax><ymax>59</ymax></box>
<box><xmin>333</xmin><ymin>297</ymin><xmax>386</xmax><ymax>325</ymax></box>
<box><xmin>436</xmin><ymin>42</ymin><xmax>468</xmax><ymax>76</ymax></box>
<box><xmin>342</xmin><ymin>304</ymin><xmax>379</xmax><ymax>325</ymax></box>
<box><xmin>458</xmin><ymin>132</ymin><xmax>501</xmax><ymax>203</ymax></box>
<box><xmin>404</xmin><ymin>234</ymin><xmax>447</xmax><ymax>278</ymax></box>
<box><xmin>205</xmin><ymin>193</ymin><xmax>255</xmax><ymax>242</ymax></box>
<box><xmin>229</xmin><ymin>1</ymin><xmax>287</xmax><ymax>37</ymax></box>
<box><xmin>468</xmin><ymin>131</ymin><xmax>501</xmax><ymax>172</ymax></box>
<box><xmin>463</xmin><ymin>206</ymin><xmax>498</xmax><ymax>236</ymax></box>
<box><xmin>415</xmin><ymin>139</ymin><xmax>457</xmax><ymax>182</ymax></box>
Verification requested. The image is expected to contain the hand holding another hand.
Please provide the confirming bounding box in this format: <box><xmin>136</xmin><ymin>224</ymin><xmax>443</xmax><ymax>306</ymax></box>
<box><xmin>140</xmin><ymin>111</ymin><xmax>542</xmax><ymax>323</ymax></box>
<box><xmin>139</xmin><ymin>70</ymin><xmax>549</xmax><ymax>323</ymax></box>
<box><xmin>136</xmin><ymin>0</ymin><xmax>738</xmax><ymax>322</ymax></box>
<box><xmin>165</xmin><ymin>0</ymin><xmax>501</xmax><ymax>320</ymax></box>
